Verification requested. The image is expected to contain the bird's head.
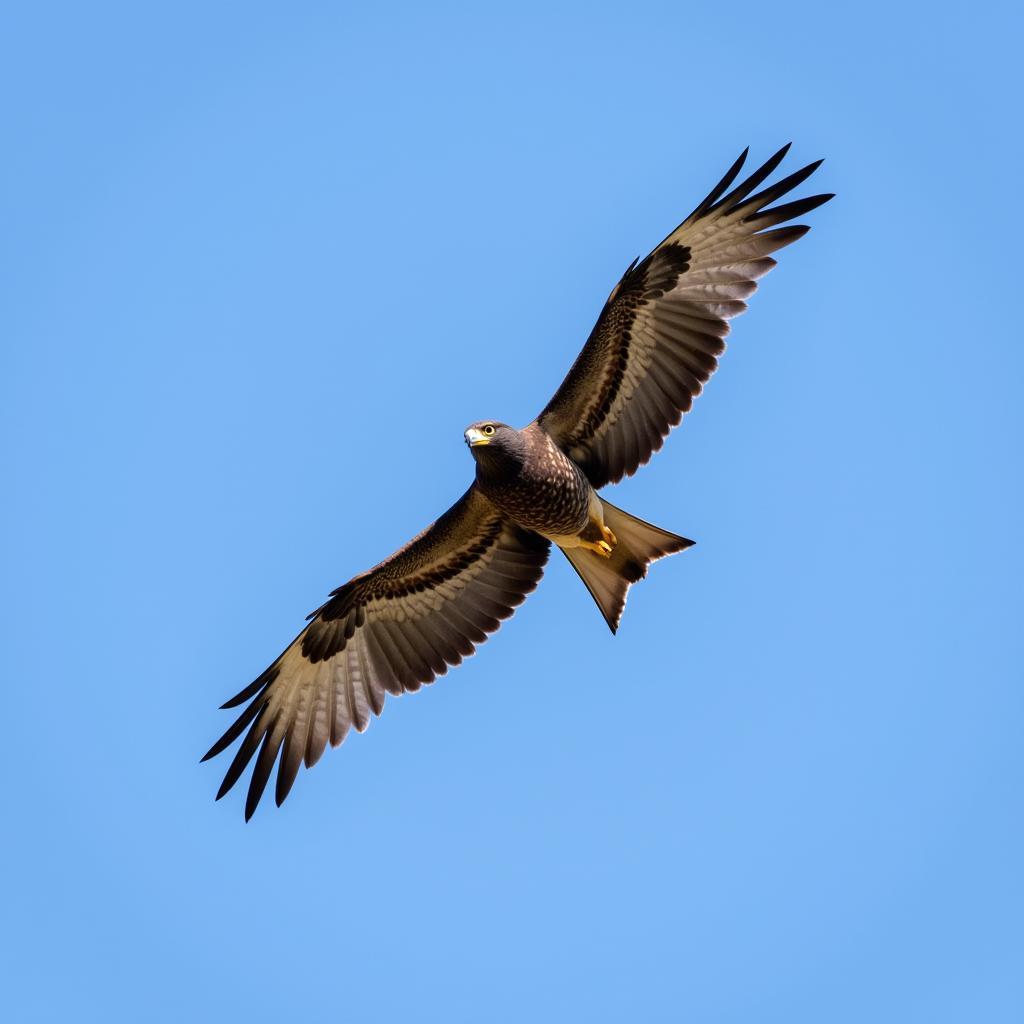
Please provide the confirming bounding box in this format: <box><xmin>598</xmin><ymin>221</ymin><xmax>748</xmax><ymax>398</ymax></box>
<box><xmin>464</xmin><ymin>421</ymin><xmax>526</xmax><ymax>473</ymax></box>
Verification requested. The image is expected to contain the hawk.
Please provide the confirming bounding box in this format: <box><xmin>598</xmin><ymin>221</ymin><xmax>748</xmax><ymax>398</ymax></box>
<box><xmin>204</xmin><ymin>145</ymin><xmax>833</xmax><ymax>818</ymax></box>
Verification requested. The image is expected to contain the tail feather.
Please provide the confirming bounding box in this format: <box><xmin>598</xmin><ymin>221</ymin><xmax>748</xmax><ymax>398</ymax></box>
<box><xmin>560</xmin><ymin>500</ymin><xmax>694</xmax><ymax>633</ymax></box>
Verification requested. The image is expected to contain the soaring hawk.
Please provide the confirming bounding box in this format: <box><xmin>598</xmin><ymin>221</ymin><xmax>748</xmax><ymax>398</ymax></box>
<box><xmin>204</xmin><ymin>145</ymin><xmax>833</xmax><ymax>818</ymax></box>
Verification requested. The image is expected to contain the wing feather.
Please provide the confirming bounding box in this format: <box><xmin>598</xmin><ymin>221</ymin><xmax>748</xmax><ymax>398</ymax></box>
<box><xmin>537</xmin><ymin>148</ymin><xmax>832</xmax><ymax>486</ymax></box>
<box><xmin>203</xmin><ymin>486</ymin><xmax>549</xmax><ymax>818</ymax></box>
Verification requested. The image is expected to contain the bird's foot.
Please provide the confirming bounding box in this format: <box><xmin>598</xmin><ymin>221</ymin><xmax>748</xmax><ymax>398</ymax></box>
<box><xmin>581</xmin><ymin>528</ymin><xmax>616</xmax><ymax>558</ymax></box>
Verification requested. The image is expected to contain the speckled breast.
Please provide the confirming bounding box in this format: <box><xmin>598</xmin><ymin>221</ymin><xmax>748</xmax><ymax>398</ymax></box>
<box><xmin>479</xmin><ymin>428</ymin><xmax>593</xmax><ymax>537</ymax></box>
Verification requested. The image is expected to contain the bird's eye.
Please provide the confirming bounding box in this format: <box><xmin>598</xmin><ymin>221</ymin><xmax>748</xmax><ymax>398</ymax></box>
<box><xmin>483</xmin><ymin>424</ymin><xmax>496</xmax><ymax>436</ymax></box>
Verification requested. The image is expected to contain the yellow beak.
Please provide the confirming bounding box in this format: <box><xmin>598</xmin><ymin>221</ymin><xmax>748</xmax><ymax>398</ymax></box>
<box><xmin>465</xmin><ymin>427</ymin><xmax>490</xmax><ymax>447</ymax></box>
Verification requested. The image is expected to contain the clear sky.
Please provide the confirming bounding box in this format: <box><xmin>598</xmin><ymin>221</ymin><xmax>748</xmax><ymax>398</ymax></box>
<box><xmin>3</xmin><ymin>2</ymin><xmax>1022</xmax><ymax>1021</ymax></box>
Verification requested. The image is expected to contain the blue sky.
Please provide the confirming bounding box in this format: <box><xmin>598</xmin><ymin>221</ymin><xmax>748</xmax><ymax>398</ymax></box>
<box><xmin>3</xmin><ymin>2</ymin><xmax>1022</xmax><ymax>1021</ymax></box>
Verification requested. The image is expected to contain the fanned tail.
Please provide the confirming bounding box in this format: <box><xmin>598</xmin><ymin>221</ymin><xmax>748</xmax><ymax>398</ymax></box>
<box><xmin>560</xmin><ymin>499</ymin><xmax>693</xmax><ymax>633</ymax></box>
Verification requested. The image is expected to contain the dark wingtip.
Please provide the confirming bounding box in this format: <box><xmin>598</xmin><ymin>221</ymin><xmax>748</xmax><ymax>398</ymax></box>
<box><xmin>687</xmin><ymin>146</ymin><xmax>751</xmax><ymax>222</ymax></box>
<box><xmin>712</xmin><ymin>144</ymin><xmax>796</xmax><ymax>216</ymax></box>
<box><xmin>220</xmin><ymin>685</ymin><xmax>258</xmax><ymax>710</ymax></box>
<box><xmin>275</xmin><ymin>761</ymin><xmax>299</xmax><ymax>807</ymax></box>
<box><xmin>220</xmin><ymin>667</ymin><xmax>279</xmax><ymax>710</ymax></box>
<box><xmin>245</xmin><ymin>780</ymin><xmax>262</xmax><ymax>820</ymax></box>
<box><xmin>201</xmin><ymin>737</ymin><xmax>230</xmax><ymax>764</ymax></box>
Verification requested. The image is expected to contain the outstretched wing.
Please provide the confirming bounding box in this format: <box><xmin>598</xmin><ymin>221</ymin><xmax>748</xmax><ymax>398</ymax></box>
<box><xmin>202</xmin><ymin>486</ymin><xmax>550</xmax><ymax>819</ymax></box>
<box><xmin>537</xmin><ymin>145</ymin><xmax>833</xmax><ymax>488</ymax></box>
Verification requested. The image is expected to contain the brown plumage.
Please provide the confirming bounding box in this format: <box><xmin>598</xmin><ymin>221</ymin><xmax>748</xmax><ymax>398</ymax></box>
<box><xmin>204</xmin><ymin>145</ymin><xmax>833</xmax><ymax>818</ymax></box>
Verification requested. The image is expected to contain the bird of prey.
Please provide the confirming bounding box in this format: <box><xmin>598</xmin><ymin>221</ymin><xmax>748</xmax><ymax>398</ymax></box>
<box><xmin>204</xmin><ymin>145</ymin><xmax>832</xmax><ymax>819</ymax></box>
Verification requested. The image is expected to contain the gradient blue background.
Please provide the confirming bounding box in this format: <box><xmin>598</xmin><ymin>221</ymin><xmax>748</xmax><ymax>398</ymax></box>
<box><xmin>3</xmin><ymin>2</ymin><xmax>1021</xmax><ymax>1020</ymax></box>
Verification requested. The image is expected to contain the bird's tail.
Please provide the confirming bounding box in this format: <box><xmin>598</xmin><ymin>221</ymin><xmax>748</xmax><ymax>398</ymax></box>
<box><xmin>560</xmin><ymin>499</ymin><xmax>694</xmax><ymax>633</ymax></box>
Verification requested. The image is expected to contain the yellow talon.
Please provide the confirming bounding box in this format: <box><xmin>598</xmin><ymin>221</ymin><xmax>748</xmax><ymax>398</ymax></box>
<box><xmin>576</xmin><ymin>523</ymin><xmax>617</xmax><ymax>558</ymax></box>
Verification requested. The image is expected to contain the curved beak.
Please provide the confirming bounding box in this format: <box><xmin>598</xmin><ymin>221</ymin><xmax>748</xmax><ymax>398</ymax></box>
<box><xmin>464</xmin><ymin>427</ymin><xmax>490</xmax><ymax>447</ymax></box>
